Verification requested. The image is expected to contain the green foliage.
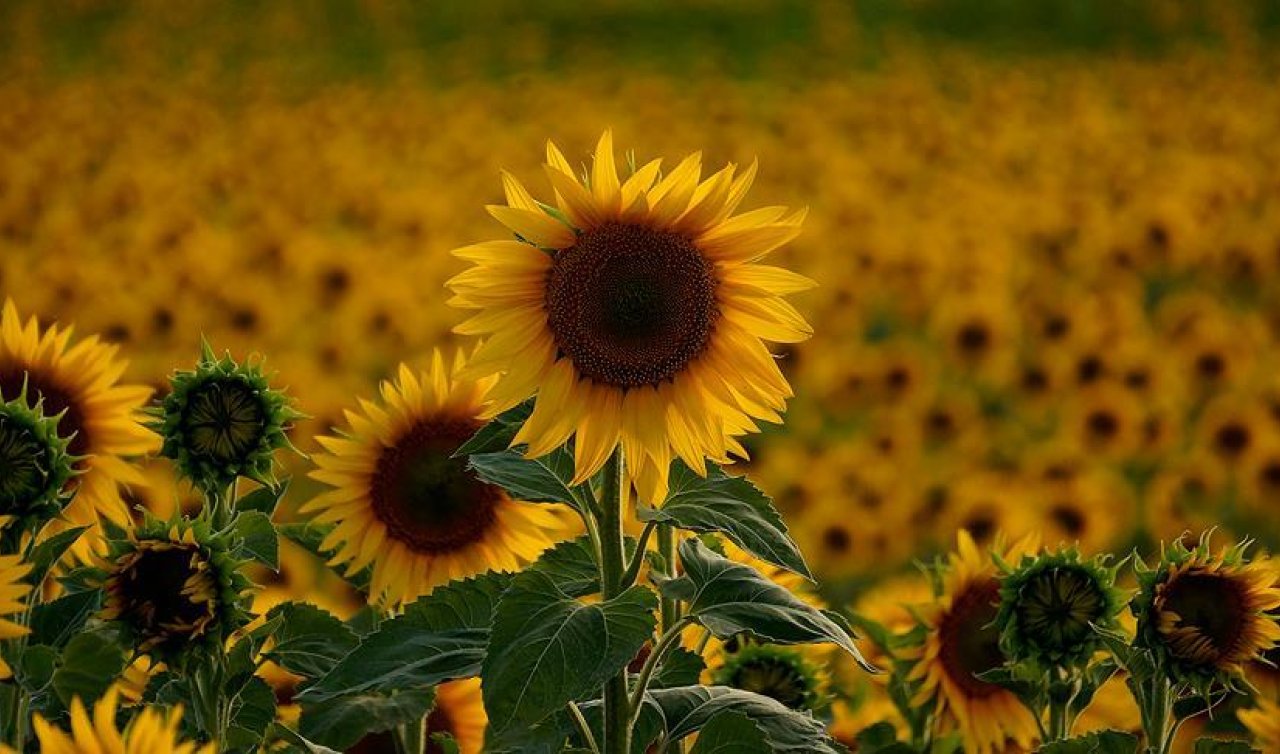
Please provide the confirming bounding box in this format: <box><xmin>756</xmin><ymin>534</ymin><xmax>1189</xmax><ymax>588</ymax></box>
<box><xmin>638</xmin><ymin>461</ymin><xmax>811</xmax><ymax>579</ymax></box>
<box><xmin>278</xmin><ymin>521</ymin><xmax>372</xmax><ymax>592</ymax></box>
<box><xmin>23</xmin><ymin>525</ymin><xmax>88</xmax><ymax>586</ymax></box>
<box><xmin>264</xmin><ymin>602</ymin><xmax>359</xmax><ymax>679</ymax></box>
<box><xmin>28</xmin><ymin>589</ymin><xmax>100</xmax><ymax>648</ymax></box>
<box><xmin>1038</xmin><ymin>730</ymin><xmax>1141</xmax><ymax>754</ymax></box>
<box><xmin>235</xmin><ymin>478</ymin><xmax>289</xmax><ymax>516</ymax></box>
<box><xmin>468</xmin><ymin>444</ymin><xmax>594</xmax><ymax>516</ymax></box>
<box><xmin>482</xmin><ymin>570</ymin><xmax>657</xmax><ymax>745</ymax></box>
<box><xmin>658</xmin><ymin>539</ymin><xmax>874</xmax><ymax>671</ymax></box>
<box><xmin>230</xmin><ymin>510</ymin><xmax>279</xmax><ymax>569</ymax></box>
<box><xmin>689</xmin><ymin>710</ymin><xmax>772</xmax><ymax>753</ymax></box>
<box><xmin>1191</xmin><ymin>740</ymin><xmax>1258</xmax><ymax>754</ymax></box>
<box><xmin>299</xmin><ymin>688</ymin><xmax>436</xmax><ymax>750</ymax></box>
<box><xmin>632</xmin><ymin>686</ymin><xmax>848</xmax><ymax>753</ymax></box>
<box><xmin>50</xmin><ymin>628</ymin><xmax>126</xmax><ymax>710</ymax></box>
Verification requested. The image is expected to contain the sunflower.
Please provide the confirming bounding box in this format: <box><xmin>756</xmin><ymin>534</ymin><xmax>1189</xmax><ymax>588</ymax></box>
<box><xmin>1134</xmin><ymin>537</ymin><xmax>1280</xmax><ymax>688</ymax></box>
<box><xmin>0</xmin><ymin>554</ymin><xmax>32</xmax><ymax>680</ymax></box>
<box><xmin>27</xmin><ymin>686</ymin><xmax>214</xmax><ymax>754</ymax></box>
<box><xmin>0</xmin><ymin>382</ymin><xmax>75</xmax><ymax>530</ymax></box>
<box><xmin>427</xmin><ymin>678</ymin><xmax>488</xmax><ymax>754</ymax></box>
<box><xmin>303</xmin><ymin>349</ymin><xmax>568</xmax><ymax>608</ymax></box>
<box><xmin>99</xmin><ymin>517</ymin><xmax>252</xmax><ymax>661</ymax></box>
<box><xmin>1238</xmin><ymin>698</ymin><xmax>1280</xmax><ymax>753</ymax></box>
<box><xmin>712</xmin><ymin>643</ymin><xmax>829</xmax><ymax>713</ymax></box>
<box><xmin>0</xmin><ymin>300</ymin><xmax>157</xmax><ymax>559</ymax></box>
<box><xmin>903</xmin><ymin>531</ymin><xmax>1040</xmax><ymax>754</ymax></box>
<box><xmin>446</xmin><ymin>132</ymin><xmax>812</xmax><ymax>502</ymax></box>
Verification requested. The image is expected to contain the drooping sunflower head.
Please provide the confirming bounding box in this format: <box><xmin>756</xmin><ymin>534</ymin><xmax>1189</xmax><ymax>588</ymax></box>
<box><xmin>303</xmin><ymin>349</ymin><xmax>569</xmax><ymax>608</ymax></box>
<box><xmin>712</xmin><ymin>643</ymin><xmax>826</xmax><ymax>713</ymax></box>
<box><xmin>98</xmin><ymin>516</ymin><xmax>252</xmax><ymax>663</ymax></box>
<box><xmin>995</xmin><ymin>546</ymin><xmax>1127</xmax><ymax>671</ymax></box>
<box><xmin>1134</xmin><ymin>534</ymin><xmax>1280</xmax><ymax>689</ymax></box>
<box><xmin>447</xmin><ymin>132</ymin><xmax>813</xmax><ymax>502</ymax></box>
<box><xmin>0</xmin><ymin>381</ymin><xmax>75</xmax><ymax>530</ymax></box>
<box><xmin>154</xmin><ymin>341</ymin><xmax>299</xmax><ymax>494</ymax></box>
<box><xmin>0</xmin><ymin>554</ymin><xmax>33</xmax><ymax>680</ymax></box>
<box><xmin>0</xmin><ymin>300</ymin><xmax>157</xmax><ymax>560</ymax></box>
<box><xmin>903</xmin><ymin>531</ymin><xmax>1040</xmax><ymax>754</ymax></box>
<box><xmin>30</xmin><ymin>686</ymin><xmax>215</xmax><ymax>754</ymax></box>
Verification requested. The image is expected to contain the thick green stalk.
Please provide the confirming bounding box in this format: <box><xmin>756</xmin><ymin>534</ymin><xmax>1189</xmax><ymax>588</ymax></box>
<box><xmin>656</xmin><ymin>523</ymin><xmax>680</xmax><ymax>632</ymax></box>
<box><xmin>597</xmin><ymin>449</ymin><xmax>631</xmax><ymax>754</ymax></box>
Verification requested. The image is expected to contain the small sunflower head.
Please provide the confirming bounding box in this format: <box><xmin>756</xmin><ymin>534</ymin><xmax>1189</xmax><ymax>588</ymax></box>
<box><xmin>0</xmin><ymin>380</ymin><xmax>76</xmax><ymax>528</ymax></box>
<box><xmin>154</xmin><ymin>342</ymin><xmax>299</xmax><ymax>494</ymax></box>
<box><xmin>712</xmin><ymin>643</ymin><xmax>825</xmax><ymax>713</ymax></box>
<box><xmin>1134</xmin><ymin>534</ymin><xmax>1280</xmax><ymax>690</ymax></box>
<box><xmin>995</xmin><ymin>547</ymin><xmax>1127</xmax><ymax>671</ymax></box>
<box><xmin>98</xmin><ymin>517</ymin><xmax>252</xmax><ymax>664</ymax></box>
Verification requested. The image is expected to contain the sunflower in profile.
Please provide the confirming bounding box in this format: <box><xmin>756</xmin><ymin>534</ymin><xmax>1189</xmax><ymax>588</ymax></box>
<box><xmin>0</xmin><ymin>553</ymin><xmax>32</xmax><ymax>680</ymax></box>
<box><xmin>1134</xmin><ymin>536</ymin><xmax>1280</xmax><ymax>688</ymax></box>
<box><xmin>447</xmin><ymin>132</ymin><xmax>812</xmax><ymax>502</ymax></box>
<box><xmin>903</xmin><ymin>531</ymin><xmax>1040</xmax><ymax>754</ymax></box>
<box><xmin>712</xmin><ymin>643</ymin><xmax>828</xmax><ymax>714</ymax></box>
<box><xmin>303</xmin><ymin>350</ymin><xmax>568</xmax><ymax>608</ymax></box>
<box><xmin>27</xmin><ymin>686</ymin><xmax>214</xmax><ymax>754</ymax></box>
<box><xmin>427</xmin><ymin>678</ymin><xmax>488</xmax><ymax>754</ymax></box>
<box><xmin>0</xmin><ymin>300</ymin><xmax>157</xmax><ymax>559</ymax></box>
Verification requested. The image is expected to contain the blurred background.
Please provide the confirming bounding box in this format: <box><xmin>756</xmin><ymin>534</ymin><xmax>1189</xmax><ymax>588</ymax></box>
<box><xmin>3</xmin><ymin>0</ymin><xmax>1280</xmax><ymax>610</ymax></box>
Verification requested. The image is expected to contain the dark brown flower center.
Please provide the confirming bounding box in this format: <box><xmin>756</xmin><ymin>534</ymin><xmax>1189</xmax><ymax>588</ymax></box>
<box><xmin>725</xmin><ymin>655</ymin><xmax>813</xmax><ymax>710</ymax></box>
<box><xmin>371</xmin><ymin>416</ymin><xmax>500</xmax><ymax>554</ymax></box>
<box><xmin>1159</xmin><ymin>570</ymin><xmax>1249</xmax><ymax>665</ymax></box>
<box><xmin>938</xmin><ymin>578</ymin><xmax>1005</xmax><ymax>699</ymax></box>
<box><xmin>545</xmin><ymin>222</ymin><xmax>718</xmax><ymax>388</ymax></box>
<box><xmin>113</xmin><ymin>544</ymin><xmax>215</xmax><ymax>642</ymax></box>
<box><xmin>0</xmin><ymin>368</ymin><xmax>89</xmax><ymax>457</ymax></box>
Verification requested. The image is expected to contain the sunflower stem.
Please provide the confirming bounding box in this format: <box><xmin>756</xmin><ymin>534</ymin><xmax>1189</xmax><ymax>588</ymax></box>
<box><xmin>597</xmin><ymin>448</ymin><xmax>631</xmax><ymax>754</ymax></box>
<box><xmin>656</xmin><ymin>523</ymin><xmax>681</xmax><ymax>632</ymax></box>
<box><xmin>393</xmin><ymin>717</ymin><xmax>426</xmax><ymax>754</ymax></box>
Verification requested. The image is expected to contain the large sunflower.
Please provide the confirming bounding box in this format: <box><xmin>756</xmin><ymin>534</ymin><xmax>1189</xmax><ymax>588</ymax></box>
<box><xmin>0</xmin><ymin>553</ymin><xmax>32</xmax><ymax>680</ymax></box>
<box><xmin>447</xmin><ymin>132</ymin><xmax>812</xmax><ymax>502</ymax></box>
<box><xmin>26</xmin><ymin>686</ymin><xmax>214</xmax><ymax>754</ymax></box>
<box><xmin>303</xmin><ymin>349</ymin><xmax>568</xmax><ymax>608</ymax></box>
<box><xmin>903</xmin><ymin>531</ymin><xmax>1040</xmax><ymax>754</ymax></box>
<box><xmin>0</xmin><ymin>300</ymin><xmax>157</xmax><ymax>558</ymax></box>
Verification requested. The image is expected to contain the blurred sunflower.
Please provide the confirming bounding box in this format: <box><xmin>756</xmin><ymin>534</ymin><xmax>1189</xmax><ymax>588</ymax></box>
<box><xmin>0</xmin><ymin>300</ymin><xmax>156</xmax><ymax>559</ymax></box>
<box><xmin>903</xmin><ymin>531</ymin><xmax>1039</xmax><ymax>754</ymax></box>
<box><xmin>713</xmin><ymin>643</ymin><xmax>829</xmax><ymax>713</ymax></box>
<box><xmin>428</xmin><ymin>678</ymin><xmax>487</xmax><ymax>754</ymax></box>
<box><xmin>0</xmin><ymin>553</ymin><xmax>32</xmax><ymax>680</ymax></box>
<box><xmin>303</xmin><ymin>350</ymin><xmax>567</xmax><ymax>608</ymax></box>
<box><xmin>27</xmin><ymin>686</ymin><xmax>213</xmax><ymax>754</ymax></box>
<box><xmin>1237</xmin><ymin>698</ymin><xmax>1280</xmax><ymax>751</ymax></box>
<box><xmin>447</xmin><ymin>132</ymin><xmax>812</xmax><ymax>502</ymax></box>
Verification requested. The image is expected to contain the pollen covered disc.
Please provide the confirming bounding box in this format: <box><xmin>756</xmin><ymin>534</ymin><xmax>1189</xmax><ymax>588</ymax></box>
<box><xmin>545</xmin><ymin>222</ymin><xmax>719</xmax><ymax>388</ymax></box>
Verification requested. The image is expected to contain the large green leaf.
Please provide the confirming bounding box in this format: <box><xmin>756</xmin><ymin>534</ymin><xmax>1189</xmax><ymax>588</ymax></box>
<box><xmin>482</xmin><ymin>570</ymin><xmax>657</xmax><ymax>743</ymax></box>
<box><xmin>265</xmin><ymin>602</ymin><xmax>359</xmax><ymax>680</ymax></box>
<box><xmin>225</xmin><ymin>676</ymin><xmax>277</xmax><ymax>753</ymax></box>
<box><xmin>302</xmin><ymin>572</ymin><xmax>510</xmax><ymax>703</ymax></box>
<box><xmin>299</xmin><ymin>688</ymin><xmax>435</xmax><ymax>750</ymax></box>
<box><xmin>689</xmin><ymin>710</ymin><xmax>772</xmax><ymax>753</ymax></box>
<box><xmin>1039</xmin><ymin>730</ymin><xmax>1141</xmax><ymax>754</ymax></box>
<box><xmin>468</xmin><ymin>445</ymin><xmax>592</xmax><ymax>515</ymax></box>
<box><xmin>454</xmin><ymin>400</ymin><xmax>533</xmax><ymax>457</ymax></box>
<box><xmin>25</xmin><ymin>526</ymin><xmax>89</xmax><ymax>585</ymax></box>
<box><xmin>634</xmin><ymin>686</ymin><xmax>847</xmax><ymax>753</ymax></box>
<box><xmin>660</xmin><ymin>539</ymin><xmax>873</xmax><ymax>671</ymax></box>
<box><xmin>527</xmin><ymin>536</ymin><xmax>601</xmax><ymax>597</ymax></box>
<box><xmin>236</xmin><ymin>478</ymin><xmax>290</xmax><ymax>516</ymax></box>
<box><xmin>653</xmin><ymin>648</ymin><xmax>707</xmax><ymax>689</ymax></box>
<box><xmin>639</xmin><ymin>462</ymin><xmax>811</xmax><ymax>579</ymax></box>
<box><xmin>231</xmin><ymin>510</ymin><xmax>279</xmax><ymax>569</ymax></box>
<box><xmin>28</xmin><ymin>589</ymin><xmax>101</xmax><ymax>648</ymax></box>
<box><xmin>51</xmin><ymin>629</ymin><xmax>126</xmax><ymax>709</ymax></box>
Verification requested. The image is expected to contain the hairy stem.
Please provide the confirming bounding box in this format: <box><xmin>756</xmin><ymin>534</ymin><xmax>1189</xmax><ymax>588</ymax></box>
<box><xmin>597</xmin><ymin>449</ymin><xmax>630</xmax><ymax>754</ymax></box>
<box><xmin>656</xmin><ymin>524</ymin><xmax>681</xmax><ymax>633</ymax></box>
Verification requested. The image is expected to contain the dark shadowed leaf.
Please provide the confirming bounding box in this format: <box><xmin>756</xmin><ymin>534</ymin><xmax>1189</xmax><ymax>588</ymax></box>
<box><xmin>265</xmin><ymin>602</ymin><xmax>359</xmax><ymax>680</ymax></box>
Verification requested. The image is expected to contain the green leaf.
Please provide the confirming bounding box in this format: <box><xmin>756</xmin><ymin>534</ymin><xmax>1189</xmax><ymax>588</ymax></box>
<box><xmin>526</xmin><ymin>535</ymin><xmax>600</xmax><ymax>597</ymax></box>
<box><xmin>299</xmin><ymin>688</ymin><xmax>435</xmax><ymax>750</ymax></box>
<box><xmin>278</xmin><ymin>522</ymin><xmax>372</xmax><ymax>592</ymax></box>
<box><xmin>237</xmin><ymin>478</ymin><xmax>290</xmax><ymax>516</ymax></box>
<box><xmin>482</xmin><ymin>570</ymin><xmax>657</xmax><ymax>743</ymax></box>
<box><xmin>662</xmin><ymin>539</ymin><xmax>874</xmax><ymax>672</ymax></box>
<box><xmin>270</xmin><ymin>724</ymin><xmax>343</xmax><ymax>754</ymax></box>
<box><xmin>1191</xmin><ymin>740</ymin><xmax>1257</xmax><ymax>754</ymax></box>
<box><xmin>28</xmin><ymin>589</ymin><xmax>101</xmax><ymax>648</ymax></box>
<box><xmin>468</xmin><ymin>445</ymin><xmax>593</xmax><ymax>515</ymax></box>
<box><xmin>689</xmin><ymin>710</ymin><xmax>771</xmax><ymax>753</ymax></box>
<box><xmin>634</xmin><ymin>686</ymin><xmax>847</xmax><ymax>753</ymax></box>
<box><xmin>51</xmin><ymin>629</ymin><xmax>126</xmax><ymax>709</ymax></box>
<box><xmin>429</xmin><ymin>732</ymin><xmax>462</xmax><ymax>754</ymax></box>
<box><xmin>640</xmin><ymin>462</ymin><xmax>811</xmax><ymax>579</ymax></box>
<box><xmin>25</xmin><ymin>526</ymin><xmax>90</xmax><ymax>585</ymax></box>
<box><xmin>1039</xmin><ymin>730</ymin><xmax>1141</xmax><ymax>754</ymax></box>
<box><xmin>15</xmin><ymin>645</ymin><xmax>58</xmax><ymax>693</ymax></box>
<box><xmin>231</xmin><ymin>510</ymin><xmax>279</xmax><ymax>569</ymax></box>
<box><xmin>853</xmin><ymin>722</ymin><xmax>900</xmax><ymax>753</ymax></box>
<box><xmin>653</xmin><ymin>648</ymin><xmax>707</xmax><ymax>689</ymax></box>
<box><xmin>225</xmin><ymin>676</ymin><xmax>277</xmax><ymax>752</ymax></box>
<box><xmin>1070</xmin><ymin>659</ymin><xmax>1120</xmax><ymax>719</ymax></box>
<box><xmin>454</xmin><ymin>400</ymin><xmax>533</xmax><ymax>457</ymax></box>
<box><xmin>265</xmin><ymin>602</ymin><xmax>359</xmax><ymax>680</ymax></box>
<box><xmin>303</xmin><ymin>572</ymin><xmax>511</xmax><ymax>704</ymax></box>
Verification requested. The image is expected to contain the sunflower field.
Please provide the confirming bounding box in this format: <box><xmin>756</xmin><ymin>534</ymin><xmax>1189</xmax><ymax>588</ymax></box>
<box><xmin>2</xmin><ymin>1</ymin><xmax>1280</xmax><ymax>752</ymax></box>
